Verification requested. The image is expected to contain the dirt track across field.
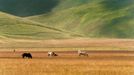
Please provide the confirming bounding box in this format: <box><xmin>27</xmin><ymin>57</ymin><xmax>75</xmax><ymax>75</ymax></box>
<box><xmin>0</xmin><ymin>39</ymin><xmax>134</xmax><ymax>50</ymax></box>
<box><xmin>0</xmin><ymin>51</ymin><xmax>134</xmax><ymax>60</ymax></box>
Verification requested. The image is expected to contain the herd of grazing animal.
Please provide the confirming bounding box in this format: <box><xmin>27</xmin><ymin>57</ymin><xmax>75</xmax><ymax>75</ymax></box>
<box><xmin>20</xmin><ymin>50</ymin><xmax>88</xmax><ymax>59</ymax></box>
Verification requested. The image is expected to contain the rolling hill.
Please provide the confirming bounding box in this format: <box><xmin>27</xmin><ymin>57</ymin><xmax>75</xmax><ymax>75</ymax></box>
<box><xmin>0</xmin><ymin>0</ymin><xmax>134</xmax><ymax>39</ymax></box>
<box><xmin>0</xmin><ymin>12</ymin><xmax>78</xmax><ymax>40</ymax></box>
<box><xmin>28</xmin><ymin>0</ymin><xmax>134</xmax><ymax>38</ymax></box>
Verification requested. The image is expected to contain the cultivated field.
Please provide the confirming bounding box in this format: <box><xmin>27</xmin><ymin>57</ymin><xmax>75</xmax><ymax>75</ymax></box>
<box><xmin>0</xmin><ymin>39</ymin><xmax>134</xmax><ymax>51</ymax></box>
<box><xmin>0</xmin><ymin>51</ymin><xmax>134</xmax><ymax>75</ymax></box>
<box><xmin>0</xmin><ymin>39</ymin><xmax>134</xmax><ymax>75</ymax></box>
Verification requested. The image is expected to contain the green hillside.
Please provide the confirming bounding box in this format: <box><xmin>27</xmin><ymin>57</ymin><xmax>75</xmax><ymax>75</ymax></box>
<box><xmin>29</xmin><ymin>0</ymin><xmax>134</xmax><ymax>38</ymax></box>
<box><xmin>0</xmin><ymin>0</ymin><xmax>134</xmax><ymax>39</ymax></box>
<box><xmin>53</xmin><ymin>0</ymin><xmax>94</xmax><ymax>11</ymax></box>
<box><xmin>0</xmin><ymin>12</ymin><xmax>76</xmax><ymax>39</ymax></box>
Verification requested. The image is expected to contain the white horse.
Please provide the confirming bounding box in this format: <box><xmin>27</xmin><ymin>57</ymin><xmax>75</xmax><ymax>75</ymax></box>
<box><xmin>48</xmin><ymin>51</ymin><xmax>58</xmax><ymax>56</ymax></box>
<box><xmin>78</xmin><ymin>50</ymin><xmax>88</xmax><ymax>56</ymax></box>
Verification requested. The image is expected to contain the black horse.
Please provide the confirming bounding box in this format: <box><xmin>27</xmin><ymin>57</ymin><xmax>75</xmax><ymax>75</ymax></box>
<box><xmin>22</xmin><ymin>53</ymin><xmax>32</xmax><ymax>59</ymax></box>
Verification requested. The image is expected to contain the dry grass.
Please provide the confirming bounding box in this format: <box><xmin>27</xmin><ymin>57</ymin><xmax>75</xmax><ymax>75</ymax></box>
<box><xmin>0</xmin><ymin>42</ymin><xmax>134</xmax><ymax>75</ymax></box>
<box><xmin>0</xmin><ymin>57</ymin><xmax>134</xmax><ymax>75</ymax></box>
<box><xmin>0</xmin><ymin>39</ymin><xmax>134</xmax><ymax>51</ymax></box>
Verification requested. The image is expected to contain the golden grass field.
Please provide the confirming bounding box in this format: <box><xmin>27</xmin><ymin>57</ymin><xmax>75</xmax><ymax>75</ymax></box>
<box><xmin>0</xmin><ymin>51</ymin><xmax>134</xmax><ymax>75</ymax></box>
<box><xmin>0</xmin><ymin>39</ymin><xmax>134</xmax><ymax>75</ymax></box>
<box><xmin>0</xmin><ymin>58</ymin><xmax>134</xmax><ymax>75</ymax></box>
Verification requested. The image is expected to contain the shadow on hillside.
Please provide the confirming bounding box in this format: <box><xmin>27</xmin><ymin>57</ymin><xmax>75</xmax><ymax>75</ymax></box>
<box><xmin>101</xmin><ymin>0</ymin><xmax>134</xmax><ymax>11</ymax></box>
<box><xmin>99</xmin><ymin>14</ymin><xmax>133</xmax><ymax>38</ymax></box>
<box><xmin>0</xmin><ymin>0</ymin><xmax>59</xmax><ymax>17</ymax></box>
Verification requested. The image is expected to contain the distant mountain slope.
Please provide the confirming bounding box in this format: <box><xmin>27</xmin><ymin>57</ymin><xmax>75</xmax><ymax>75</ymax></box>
<box><xmin>28</xmin><ymin>0</ymin><xmax>134</xmax><ymax>38</ymax></box>
<box><xmin>0</xmin><ymin>0</ymin><xmax>59</xmax><ymax>17</ymax></box>
<box><xmin>0</xmin><ymin>0</ymin><xmax>95</xmax><ymax>17</ymax></box>
<box><xmin>53</xmin><ymin>0</ymin><xmax>94</xmax><ymax>11</ymax></box>
<box><xmin>0</xmin><ymin>12</ymin><xmax>76</xmax><ymax>39</ymax></box>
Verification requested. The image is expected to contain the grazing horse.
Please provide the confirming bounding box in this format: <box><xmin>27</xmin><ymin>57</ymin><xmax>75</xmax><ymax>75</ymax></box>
<box><xmin>78</xmin><ymin>50</ymin><xmax>88</xmax><ymax>56</ymax></box>
<box><xmin>22</xmin><ymin>53</ymin><xmax>32</xmax><ymax>59</ymax></box>
<box><xmin>48</xmin><ymin>51</ymin><xmax>58</xmax><ymax>56</ymax></box>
